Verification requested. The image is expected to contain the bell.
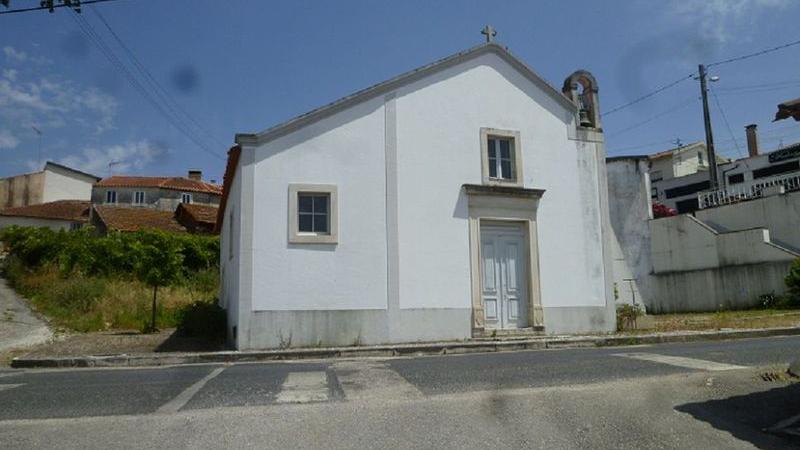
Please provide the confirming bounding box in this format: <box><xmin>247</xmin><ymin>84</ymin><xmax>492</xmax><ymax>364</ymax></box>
<box><xmin>579</xmin><ymin>108</ymin><xmax>593</xmax><ymax>127</ymax></box>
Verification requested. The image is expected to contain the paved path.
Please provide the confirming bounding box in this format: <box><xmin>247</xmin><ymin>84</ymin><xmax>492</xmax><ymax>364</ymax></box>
<box><xmin>0</xmin><ymin>336</ymin><xmax>799</xmax><ymax>448</ymax></box>
<box><xmin>0</xmin><ymin>277</ymin><xmax>51</xmax><ymax>353</ymax></box>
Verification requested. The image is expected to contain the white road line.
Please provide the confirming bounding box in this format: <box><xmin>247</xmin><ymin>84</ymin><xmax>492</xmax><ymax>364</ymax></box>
<box><xmin>275</xmin><ymin>371</ymin><xmax>329</xmax><ymax>404</ymax></box>
<box><xmin>155</xmin><ymin>366</ymin><xmax>226</xmax><ymax>414</ymax></box>
<box><xmin>0</xmin><ymin>383</ymin><xmax>23</xmax><ymax>391</ymax></box>
<box><xmin>614</xmin><ymin>352</ymin><xmax>747</xmax><ymax>371</ymax></box>
<box><xmin>333</xmin><ymin>361</ymin><xmax>423</xmax><ymax>402</ymax></box>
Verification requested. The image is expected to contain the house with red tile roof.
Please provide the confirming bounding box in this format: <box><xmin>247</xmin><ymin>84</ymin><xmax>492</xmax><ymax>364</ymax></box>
<box><xmin>0</xmin><ymin>200</ymin><xmax>90</xmax><ymax>231</ymax></box>
<box><xmin>92</xmin><ymin>170</ymin><xmax>222</xmax><ymax>212</ymax></box>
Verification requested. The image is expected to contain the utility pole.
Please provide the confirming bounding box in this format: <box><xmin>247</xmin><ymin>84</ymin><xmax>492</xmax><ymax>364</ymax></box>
<box><xmin>31</xmin><ymin>125</ymin><xmax>42</xmax><ymax>169</ymax></box>
<box><xmin>698</xmin><ymin>64</ymin><xmax>720</xmax><ymax>190</ymax></box>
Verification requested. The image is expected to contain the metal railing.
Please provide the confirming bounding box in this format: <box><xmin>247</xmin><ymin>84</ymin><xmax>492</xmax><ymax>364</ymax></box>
<box><xmin>698</xmin><ymin>172</ymin><xmax>800</xmax><ymax>209</ymax></box>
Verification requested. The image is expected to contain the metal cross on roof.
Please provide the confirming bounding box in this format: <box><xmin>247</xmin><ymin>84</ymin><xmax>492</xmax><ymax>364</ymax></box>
<box><xmin>481</xmin><ymin>25</ymin><xmax>497</xmax><ymax>43</ymax></box>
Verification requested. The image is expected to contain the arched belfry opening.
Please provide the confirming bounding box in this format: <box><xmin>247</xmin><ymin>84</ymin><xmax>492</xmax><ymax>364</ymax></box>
<box><xmin>562</xmin><ymin>71</ymin><xmax>602</xmax><ymax>130</ymax></box>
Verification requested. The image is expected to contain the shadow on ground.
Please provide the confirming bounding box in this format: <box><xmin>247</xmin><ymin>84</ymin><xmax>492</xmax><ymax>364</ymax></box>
<box><xmin>676</xmin><ymin>382</ymin><xmax>800</xmax><ymax>450</ymax></box>
<box><xmin>154</xmin><ymin>330</ymin><xmax>226</xmax><ymax>352</ymax></box>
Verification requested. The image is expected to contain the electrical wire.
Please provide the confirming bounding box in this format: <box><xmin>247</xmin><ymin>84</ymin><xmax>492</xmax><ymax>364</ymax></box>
<box><xmin>707</xmin><ymin>37</ymin><xmax>800</xmax><ymax>68</ymax></box>
<box><xmin>0</xmin><ymin>0</ymin><xmax>122</xmax><ymax>15</ymax></box>
<box><xmin>602</xmin><ymin>74</ymin><xmax>694</xmax><ymax>117</ymax></box>
<box><xmin>708</xmin><ymin>84</ymin><xmax>743</xmax><ymax>158</ymax></box>
<box><xmin>606</xmin><ymin>96</ymin><xmax>698</xmax><ymax>138</ymax></box>
<box><xmin>90</xmin><ymin>6</ymin><xmax>229</xmax><ymax>149</ymax></box>
<box><xmin>68</xmin><ymin>10</ymin><xmax>224</xmax><ymax>160</ymax></box>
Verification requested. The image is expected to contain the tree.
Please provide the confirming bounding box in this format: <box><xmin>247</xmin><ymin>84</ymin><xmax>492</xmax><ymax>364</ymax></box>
<box><xmin>130</xmin><ymin>230</ymin><xmax>184</xmax><ymax>333</ymax></box>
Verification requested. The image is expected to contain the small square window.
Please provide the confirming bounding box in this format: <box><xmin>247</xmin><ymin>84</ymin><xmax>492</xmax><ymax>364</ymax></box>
<box><xmin>133</xmin><ymin>191</ymin><xmax>146</xmax><ymax>204</ymax></box>
<box><xmin>288</xmin><ymin>184</ymin><xmax>338</xmax><ymax>244</ymax></box>
<box><xmin>105</xmin><ymin>190</ymin><xmax>117</xmax><ymax>204</ymax></box>
<box><xmin>181</xmin><ymin>193</ymin><xmax>192</xmax><ymax>204</ymax></box>
<box><xmin>297</xmin><ymin>193</ymin><xmax>330</xmax><ymax>234</ymax></box>
<box><xmin>481</xmin><ymin>128</ymin><xmax>523</xmax><ymax>187</ymax></box>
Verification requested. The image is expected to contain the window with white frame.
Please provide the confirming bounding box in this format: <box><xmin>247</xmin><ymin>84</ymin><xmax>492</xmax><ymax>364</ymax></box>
<box><xmin>480</xmin><ymin>128</ymin><xmax>523</xmax><ymax>186</ymax></box>
<box><xmin>105</xmin><ymin>190</ymin><xmax>117</xmax><ymax>204</ymax></box>
<box><xmin>288</xmin><ymin>184</ymin><xmax>338</xmax><ymax>244</ymax></box>
<box><xmin>133</xmin><ymin>191</ymin><xmax>146</xmax><ymax>205</ymax></box>
<box><xmin>181</xmin><ymin>192</ymin><xmax>192</xmax><ymax>204</ymax></box>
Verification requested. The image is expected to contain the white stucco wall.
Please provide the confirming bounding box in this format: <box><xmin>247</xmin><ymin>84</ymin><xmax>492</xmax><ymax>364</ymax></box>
<box><xmin>42</xmin><ymin>166</ymin><xmax>95</xmax><ymax>203</ymax></box>
<box><xmin>241</xmin><ymin>52</ymin><xmax>608</xmax><ymax>317</ymax></box>
<box><xmin>249</xmin><ymin>97</ymin><xmax>388</xmax><ymax>311</ymax></box>
<box><xmin>220</xmin><ymin>157</ymin><xmax>243</xmax><ymax>339</ymax></box>
<box><xmin>394</xmin><ymin>52</ymin><xmax>605</xmax><ymax>309</ymax></box>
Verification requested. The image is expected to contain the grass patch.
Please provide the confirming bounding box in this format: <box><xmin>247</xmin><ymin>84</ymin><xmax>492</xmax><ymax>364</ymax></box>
<box><xmin>643</xmin><ymin>309</ymin><xmax>800</xmax><ymax>332</ymax></box>
<box><xmin>4</xmin><ymin>259</ymin><xmax>218</xmax><ymax>333</ymax></box>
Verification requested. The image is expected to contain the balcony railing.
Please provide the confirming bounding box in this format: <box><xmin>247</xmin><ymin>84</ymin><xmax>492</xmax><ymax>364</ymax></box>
<box><xmin>697</xmin><ymin>172</ymin><xmax>800</xmax><ymax>209</ymax></box>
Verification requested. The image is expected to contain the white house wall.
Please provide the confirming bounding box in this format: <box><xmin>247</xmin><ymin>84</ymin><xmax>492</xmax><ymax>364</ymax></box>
<box><xmin>220</xmin><ymin>157</ymin><xmax>242</xmax><ymax>344</ymax></box>
<box><xmin>42</xmin><ymin>166</ymin><xmax>94</xmax><ymax>203</ymax></box>
<box><xmin>250</xmin><ymin>96</ymin><xmax>388</xmax><ymax>311</ymax></box>
<box><xmin>232</xmin><ymin>51</ymin><xmax>614</xmax><ymax>348</ymax></box>
<box><xmin>395</xmin><ymin>52</ymin><xmax>606</xmax><ymax>311</ymax></box>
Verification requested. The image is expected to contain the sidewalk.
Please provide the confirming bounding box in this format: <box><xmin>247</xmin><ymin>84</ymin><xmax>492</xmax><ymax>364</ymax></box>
<box><xmin>11</xmin><ymin>325</ymin><xmax>800</xmax><ymax>369</ymax></box>
<box><xmin>0</xmin><ymin>277</ymin><xmax>52</xmax><ymax>354</ymax></box>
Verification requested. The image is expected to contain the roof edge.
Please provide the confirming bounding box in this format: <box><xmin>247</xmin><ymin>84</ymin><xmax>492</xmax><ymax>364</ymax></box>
<box><xmin>235</xmin><ymin>42</ymin><xmax>577</xmax><ymax>148</ymax></box>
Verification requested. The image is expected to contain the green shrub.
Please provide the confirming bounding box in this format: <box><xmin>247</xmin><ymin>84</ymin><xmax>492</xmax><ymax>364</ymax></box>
<box><xmin>786</xmin><ymin>258</ymin><xmax>800</xmax><ymax>300</ymax></box>
<box><xmin>176</xmin><ymin>300</ymin><xmax>226</xmax><ymax>340</ymax></box>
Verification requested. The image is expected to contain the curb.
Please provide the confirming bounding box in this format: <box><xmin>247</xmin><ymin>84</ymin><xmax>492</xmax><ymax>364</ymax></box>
<box><xmin>11</xmin><ymin>326</ymin><xmax>800</xmax><ymax>369</ymax></box>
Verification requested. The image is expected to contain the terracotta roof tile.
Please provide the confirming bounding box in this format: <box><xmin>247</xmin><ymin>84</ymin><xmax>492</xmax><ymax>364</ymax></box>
<box><xmin>177</xmin><ymin>203</ymin><xmax>218</xmax><ymax>225</ymax></box>
<box><xmin>96</xmin><ymin>176</ymin><xmax>222</xmax><ymax>195</ymax></box>
<box><xmin>0</xmin><ymin>200</ymin><xmax>90</xmax><ymax>222</ymax></box>
<box><xmin>94</xmin><ymin>205</ymin><xmax>187</xmax><ymax>233</ymax></box>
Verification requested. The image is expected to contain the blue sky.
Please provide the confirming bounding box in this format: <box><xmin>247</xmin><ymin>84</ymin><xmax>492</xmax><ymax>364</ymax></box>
<box><xmin>1</xmin><ymin>0</ymin><xmax>799</xmax><ymax>180</ymax></box>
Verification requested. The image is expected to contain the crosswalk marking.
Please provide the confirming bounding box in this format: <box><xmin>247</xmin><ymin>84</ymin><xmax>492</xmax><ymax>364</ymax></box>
<box><xmin>275</xmin><ymin>371</ymin><xmax>329</xmax><ymax>404</ymax></box>
<box><xmin>0</xmin><ymin>383</ymin><xmax>23</xmax><ymax>392</ymax></box>
<box><xmin>155</xmin><ymin>366</ymin><xmax>226</xmax><ymax>414</ymax></box>
<box><xmin>614</xmin><ymin>352</ymin><xmax>747</xmax><ymax>371</ymax></box>
<box><xmin>333</xmin><ymin>361</ymin><xmax>423</xmax><ymax>401</ymax></box>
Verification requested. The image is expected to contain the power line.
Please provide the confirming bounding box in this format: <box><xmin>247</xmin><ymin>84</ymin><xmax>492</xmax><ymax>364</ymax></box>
<box><xmin>90</xmin><ymin>6</ymin><xmax>228</xmax><ymax>149</ymax></box>
<box><xmin>67</xmin><ymin>10</ymin><xmax>224</xmax><ymax>160</ymax></box>
<box><xmin>707</xmin><ymin>37</ymin><xmax>800</xmax><ymax>68</ymax></box>
<box><xmin>602</xmin><ymin>74</ymin><xmax>694</xmax><ymax>117</ymax></box>
<box><xmin>0</xmin><ymin>0</ymin><xmax>122</xmax><ymax>15</ymax></box>
<box><xmin>708</xmin><ymin>84</ymin><xmax>743</xmax><ymax>158</ymax></box>
<box><xmin>606</xmin><ymin>96</ymin><xmax>698</xmax><ymax>138</ymax></box>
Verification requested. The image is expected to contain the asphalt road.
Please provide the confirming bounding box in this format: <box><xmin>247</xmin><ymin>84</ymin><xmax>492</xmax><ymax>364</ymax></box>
<box><xmin>1</xmin><ymin>335</ymin><xmax>799</xmax><ymax>449</ymax></box>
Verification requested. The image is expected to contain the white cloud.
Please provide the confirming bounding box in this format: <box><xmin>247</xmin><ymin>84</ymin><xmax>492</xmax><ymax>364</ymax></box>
<box><xmin>665</xmin><ymin>0</ymin><xmax>790</xmax><ymax>43</ymax></box>
<box><xmin>0</xmin><ymin>75</ymin><xmax>118</xmax><ymax>135</ymax></box>
<box><xmin>2</xmin><ymin>69</ymin><xmax>17</xmax><ymax>81</ymax></box>
<box><xmin>59</xmin><ymin>140</ymin><xmax>169</xmax><ymax>176</ymax></box>
<box><xmin>0</xmin><ymin>129</ymin><xmax>19</xmax><ymax>149</ymax></box>
<box><xmin>3</xmin><ymin>46</ymin><xmax>51</xmax><ymax>65</ymax></box>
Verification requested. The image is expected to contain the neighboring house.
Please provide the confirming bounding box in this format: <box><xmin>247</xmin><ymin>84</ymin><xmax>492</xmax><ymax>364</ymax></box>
<box><xmin>175</xmin><ymin>203</ymin><xmax>218</xmax><ymax>234</ymax></box>
<box><xmin>92</xmin><ymin>170</ymin><xmax>222</xmax><ymax>212</ymax></box>
<box><xmin>775</xmin><ymin>97</ymin><xmax>800</xmax><ymax>122</ymax></box>
<box><xmin>217</xmin><ymin>41</ymin><xmax>616</xmax><ymax>350</ymax></box>
<box><xmin>607</xmin><ymin>125</ymin><xmax>800</xmax><ymax>314</ymax></box>
<box><xmin>92</xmin><ymin>205</ymin><xmax>187</xmax><ymax>234</ymax></box>
<box><xmin>0</xmin><ymin>200</ymin><xmax>90</xmax><ymax>231</ymax></box>
<box><xmin>0</xmin><ymin>161</ymin><xmax>99</xmax><ymax>208</ymax></box>
<box><xmin>648</xmin><ymin>142</ymin><xmax>730</xmax><ymax>213</ymax></box>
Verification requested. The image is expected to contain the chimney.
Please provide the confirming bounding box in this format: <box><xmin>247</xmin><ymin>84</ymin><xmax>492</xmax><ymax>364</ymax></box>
<box><xmin>187</xmin><ymin>169</ymin><xmax>202</xmax><ymax>181</ymax></box>
<box><xmin>745</xmin><ymin>124</ymin><xmax>760</xmax><ymax>157</ymax></box>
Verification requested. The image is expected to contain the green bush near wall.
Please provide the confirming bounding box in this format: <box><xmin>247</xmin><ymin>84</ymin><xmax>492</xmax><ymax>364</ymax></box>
<box><xmin>0</xmin><ymin>226</ymin><xmax>219</xmax><ymax>277</ymax></box>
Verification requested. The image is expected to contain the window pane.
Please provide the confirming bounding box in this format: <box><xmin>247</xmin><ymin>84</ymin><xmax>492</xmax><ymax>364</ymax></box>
<box><xmin>489</xmin><ymin>157</ymin><xmax>497</xmax><ymax>178</ymax></box>
<box><xmin>298</xmin><ymin>213</ymin><xmax>313</xmax><ymax>232</ymax></box>
<box><xmin>488</xmin><ymin>139</ymin><xmax>496</xmax><ymax>159</ymax></box>
<box><xmin>313</xmin><ymin>213</ymin><xmax>328</xmax><ymax>233</ymax></box>
<box><xmin>501</xmin><ymin>160</ymin><xmax>512</xmax><ymax>179</ymax></box>
<box><xmin>313</xmin><ymin>195</ymin><xmax>328</xmax><ymax>214</ymax></box>
<box><xmin>499</xmin><ymin>139</ymin><xmax>511</xmax><ymax>159</ymax></box>
<box><xmin>298</xmin><ymin>195</ymin><xmax>313</xmax><ymax>213</ymax></box>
